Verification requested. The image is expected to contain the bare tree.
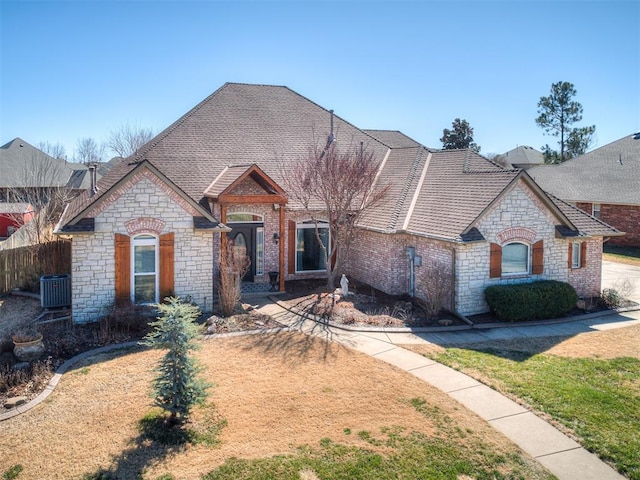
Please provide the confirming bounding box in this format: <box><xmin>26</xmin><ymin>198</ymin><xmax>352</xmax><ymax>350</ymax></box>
<box><xmin>3</xmin><ymin>153</ymin><xmax>76</xmax><ymax>245</ymax></box>
<box><xmin>217</xmin><ymin>238</ymin><xmax>251</xmax><ymax>316</ymax></box>
<box><xmin>106</xmin><ymin>123</ymin><xmax>154</xmax><ymax>158</ymax></box>
<box><xmin>280</xmin><ymin>139</ymin><xmax>389</xmax><ymax>290</ymax></box>
<box><xmin>36</xmin><ymin>141</ymin><xmax>66</xmax><ymax>160</ymax></box>
<box><xmin>74</xmin><ymin>137</ymin><xmax>105</xmax><ymax>165</ymax></box>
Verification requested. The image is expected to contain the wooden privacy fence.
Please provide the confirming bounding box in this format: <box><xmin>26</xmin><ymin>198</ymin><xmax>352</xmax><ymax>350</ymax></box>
<box><xmin>0</xmin><ymin>240</ymin><xmax>71</xmax><ymax>294</ymax></box>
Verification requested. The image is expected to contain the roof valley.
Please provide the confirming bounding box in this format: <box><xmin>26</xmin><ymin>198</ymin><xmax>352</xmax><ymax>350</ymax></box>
<box><xmin>387</xmin><ymin>147</ymin><xmax>425</xmax><ymax>231</ymax></box>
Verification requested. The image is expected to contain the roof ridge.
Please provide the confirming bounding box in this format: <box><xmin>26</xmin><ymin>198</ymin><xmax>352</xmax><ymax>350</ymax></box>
<box><xmin>387</xmin><ymin>147</ymin><xmax>425</xmax><ymax>230</ymax></box>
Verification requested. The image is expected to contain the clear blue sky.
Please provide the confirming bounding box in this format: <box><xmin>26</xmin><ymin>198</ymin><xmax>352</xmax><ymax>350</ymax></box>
<box><xmin>1</xmin><ymin>0</ymin><xmax>638</xmax><ymax>161</ymax></box>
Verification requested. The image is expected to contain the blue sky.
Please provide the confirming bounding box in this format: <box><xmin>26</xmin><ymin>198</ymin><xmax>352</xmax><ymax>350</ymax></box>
<box><xmin>1</xmin><ymin>0</ymin><xmax>638</xmax><ymax>161</ymax></box>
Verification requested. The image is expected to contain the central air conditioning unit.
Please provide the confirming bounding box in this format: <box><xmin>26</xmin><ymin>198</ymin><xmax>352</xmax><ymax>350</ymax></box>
<box><xmin>40</xmin><ymin>274</ymin><xmax>71</xmax><ymax>309</ymax></box>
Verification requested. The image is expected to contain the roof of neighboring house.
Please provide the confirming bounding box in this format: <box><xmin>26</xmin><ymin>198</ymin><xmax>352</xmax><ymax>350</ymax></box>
<box><xmin>0</xmin><ymin>202</ymin><xmax>33</xmax><ymax>214</ymax></box>
<box><xmin>528</xmin><ymin>133</ymin><xmax>640</xmax><ymax>205</ymax></box>
<box><xmin>499</xmin><ymin>145</ymin><xmax>544</xmax><ymax>169</ymax></box>
<box><xmin>57</xmin><ymin>83</ymin><xmax>619</xmax><ymax>241</ymax></box>
<box><xmin>0</xmin><ymin>138</ymin><xmax>90</xmax><ymax>189</ymax></box>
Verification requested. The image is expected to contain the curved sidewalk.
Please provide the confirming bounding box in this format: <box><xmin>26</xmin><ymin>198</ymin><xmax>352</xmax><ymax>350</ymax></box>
<box><xmin>258</xmin><ymin>301</ymin><xmax>635</xmax><ymax>480</ymax></box>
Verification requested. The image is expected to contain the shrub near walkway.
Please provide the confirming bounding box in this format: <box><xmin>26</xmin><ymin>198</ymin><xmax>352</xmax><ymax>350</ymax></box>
<box><xmin>406</xmin><ymin>325</ymin><xmax>640</xmax><ymax>480</ymax></box>
<box><xmin>1</xmin><ymin>333</ymin><xmax>554</xmax><ymax>480</ymax></box>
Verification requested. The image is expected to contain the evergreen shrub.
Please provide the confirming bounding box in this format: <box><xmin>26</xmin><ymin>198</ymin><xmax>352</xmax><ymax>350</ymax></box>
<box><xmin>484</xmin><ymin>280</ymin><xmax>578</xmax><ymax>322</ymax></box>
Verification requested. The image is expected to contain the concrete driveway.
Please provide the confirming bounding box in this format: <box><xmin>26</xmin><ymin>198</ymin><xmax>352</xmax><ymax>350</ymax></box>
<box><xmin>602</xmin><ymin>260</ymin><xmax>640</xmax><ymax>304</ymax></box>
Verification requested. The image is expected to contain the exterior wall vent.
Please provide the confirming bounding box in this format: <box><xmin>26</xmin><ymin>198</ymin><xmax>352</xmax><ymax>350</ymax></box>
<box><xmin>40</xmin><ymin>274</ymin><xmax>71</xmax><ymax>309</ymax></box>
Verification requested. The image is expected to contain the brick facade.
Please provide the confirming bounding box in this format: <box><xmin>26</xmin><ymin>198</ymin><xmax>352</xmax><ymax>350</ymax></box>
<box><xmin>576</xmin><ymin>202</ymin><xmax>639</xmax><ymax>247</ymax></box>
<box><xmin>350</xmin><ymin>181</ymin><xmax>603</xmax><ymax>316</ymax></box>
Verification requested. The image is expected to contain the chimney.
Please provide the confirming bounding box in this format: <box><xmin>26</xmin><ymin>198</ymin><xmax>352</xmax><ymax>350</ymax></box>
<box><xmin>89</xmin><ymin>163</ymin><xmax>98</xmax><ymax>196</ymax></box>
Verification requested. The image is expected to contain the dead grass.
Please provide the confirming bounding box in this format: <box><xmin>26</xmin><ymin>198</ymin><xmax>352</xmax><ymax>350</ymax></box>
<box><xmin>404</xmin><ymin>322</ymin><xmax>640</xmax><ymax>360</ymax></box>
<box><xmin>0</xmin><ymin>295</ymin><xmax>42</xmax><ymax>340</ymax></box>
<box><xmin>0</xmin><ymin>332</ymin><xmax>538</xmax><ymax>480</ymax></box>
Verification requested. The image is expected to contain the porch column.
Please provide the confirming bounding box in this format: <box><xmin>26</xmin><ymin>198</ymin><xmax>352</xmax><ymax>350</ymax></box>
<box><xmin>279</xmin><ymin>204</ymin><xmax>285</xmax><ymax>292</ymax></box>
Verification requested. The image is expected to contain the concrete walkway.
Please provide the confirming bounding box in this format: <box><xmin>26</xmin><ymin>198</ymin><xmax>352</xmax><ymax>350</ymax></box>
<box><xmin>257</xmin><ymin>301</ymin><xmax>638</xmax><ymax>480</ymax></box>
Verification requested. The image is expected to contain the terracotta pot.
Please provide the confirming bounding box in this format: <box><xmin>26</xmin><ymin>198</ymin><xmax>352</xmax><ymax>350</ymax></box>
<box><xmin>13</xmin><ymin>334</ymin><xmax>44</xmax><ymax>362</ymax></box>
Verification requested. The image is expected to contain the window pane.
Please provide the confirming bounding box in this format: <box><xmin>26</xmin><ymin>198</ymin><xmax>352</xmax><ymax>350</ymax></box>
<box><xmin>296</xmin><ymin>226</ymin><xmax>328</xmax><ymax>271</ymax></box>
<box><xmin>572</xmin><ymin>242</ymin><xmax>581</xmax><ymax>267</ymax></box>
<box><xmin>134</xmin><ymin>245</ymin><xmax>155</xmax><ymax>273</ymax></box>
<box><xmin>256</xmin><ymin>227</ymin><xmax>264</xmax><ymax>275</ymax></box>
<box><xmin>134</xmin><ymin>275</ymin><xmax>156</xmax><ymax>303</ymax></box>
<box><xmin>502</xmin><ymin>243</ymin><xmax>528</xmax><ymax>274</ymax></box>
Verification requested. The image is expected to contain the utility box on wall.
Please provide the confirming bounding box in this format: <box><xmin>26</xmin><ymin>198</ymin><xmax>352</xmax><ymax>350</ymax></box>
<box><xmin>40</xmin><ymin>274</ymin><xmax>71</xmax><ymax>309</ymax></box>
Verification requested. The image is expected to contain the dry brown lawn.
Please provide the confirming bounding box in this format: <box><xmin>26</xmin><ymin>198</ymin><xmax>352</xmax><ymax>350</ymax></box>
<box><xmin>403</xmin><ymin>322</ymin><xmax>640</xmax><ymax>360</ymax></box>
<box><xmin>0</xmin><ymin>332</ymin><xmax>537</xmax><ymax>480</ymax></box>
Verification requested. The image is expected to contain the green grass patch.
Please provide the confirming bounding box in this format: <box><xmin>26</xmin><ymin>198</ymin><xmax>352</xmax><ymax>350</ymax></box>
<box><xmin>430</xmin><ymin>348</ymin><xmax>640</xmax><ymax>480</ymax></box>
<box><xmin>2</xmin><ymin>465</ymin><xmax>23</xmax><ymax>480</ymax></box>
<box><xmin>203</xmin><ymin>422</ymin><xmax>554</xmax><ymax>480</ymax></box>
<box><xmin>603</xmin><ymin>245</ymin><xmax>640</xmax><ymax>266</ymax></box>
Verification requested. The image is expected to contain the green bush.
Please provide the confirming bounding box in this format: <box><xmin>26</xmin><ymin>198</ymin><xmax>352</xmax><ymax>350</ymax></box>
<box><xmin>485</xmin><ymin>280</ymin><xmax>578</xmax><ymax>322</ymax></box>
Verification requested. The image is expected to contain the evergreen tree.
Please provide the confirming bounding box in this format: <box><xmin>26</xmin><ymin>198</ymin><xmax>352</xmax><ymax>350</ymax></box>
<box><xmin>536</xmin><ymin>81</ymin><xmax>596</xmax><ymax>162</ymax></box>
<box><xmin>142</xmin><ymin>297</ymin><xmax>209</xmax><ymax>425</ymax></box>
<box><xmin>440</xmin><ymin>118</ymin><xmax>480</xmax><ymax>152</ymax></box>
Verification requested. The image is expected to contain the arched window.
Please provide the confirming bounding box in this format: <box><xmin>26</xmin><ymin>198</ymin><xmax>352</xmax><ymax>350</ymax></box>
<box><xmin>131</xmin><ymin>234</ymin><xmax>159</xmax><ymax>304</ymax></box>
<box><xmin>296</xmin><ymin>220</ymin><xmax>330</xmax><ymax>272</ymax></box>
<box><xmin>502</xmin><ymin>242</ymin><xmax>529</xmax><ymax>275</ymax></box>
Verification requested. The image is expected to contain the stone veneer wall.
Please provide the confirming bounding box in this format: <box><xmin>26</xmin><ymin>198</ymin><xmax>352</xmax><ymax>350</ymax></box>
<box><xmin>71</xmin><ymin>175</ymin><xmax>214</xmax><ymax>323</ymax></box>
<box><xmin>457</xmin><ymin>182</ymin><xmax>602</xmax><ymax>315</ymax></box>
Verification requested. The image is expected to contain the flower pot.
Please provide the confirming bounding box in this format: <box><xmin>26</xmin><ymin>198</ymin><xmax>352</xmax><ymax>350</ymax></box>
<box><xmin>12</xmin><ymin>333</ymin><xmax>44</xmax><ymax>362</ymax></box>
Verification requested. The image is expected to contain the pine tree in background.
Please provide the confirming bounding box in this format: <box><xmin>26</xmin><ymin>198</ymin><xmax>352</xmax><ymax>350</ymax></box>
<box><xmin>142</xmin><ymin>297</ymin><xmax>209</xmax><ymax>425</ymax></box>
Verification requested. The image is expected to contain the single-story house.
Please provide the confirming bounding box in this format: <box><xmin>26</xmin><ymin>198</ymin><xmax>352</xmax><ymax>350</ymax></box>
<box><xmin>529</xmin><ymin>133</ymin><xmax>640</xmax><ymax>247</ymax></box>
<box><xmin>55</xmin><ymin>83</ymin><xmax>621</xmax><ymax>323</ymax></box>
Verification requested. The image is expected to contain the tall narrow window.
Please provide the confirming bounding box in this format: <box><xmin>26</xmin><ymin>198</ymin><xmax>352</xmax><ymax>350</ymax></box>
<box><xmin>255</xmin><ymin>227</ymin><xmax>264</xmax><ymax>275</ymax></box>
<box><xmin>502</xmin><ymin>242</ymin><xmax>529</xmax><ymax>275</ymax></box>
<box><xmin>592</xmin><ymin>203</ymin><xmax>601</xmax><ymax>219</ymax></box>
<box><xmin>132</xmin><ymin>234</ymin><xmax>158</xmax><ymax>304</ymax></box>
<box><xmin>296</xmin><ymin>221</ymin><xmax>329</xmax><ymax>272</ymax></box>
<box><xmin>571</xmin><ymin>242</ymin><xmax>581</xmax><ymax>268</ymax></box>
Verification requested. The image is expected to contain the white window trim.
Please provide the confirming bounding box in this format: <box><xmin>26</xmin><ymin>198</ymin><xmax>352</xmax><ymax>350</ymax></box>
<box><xmin>502</xmin><ymin>241</ymin><xmax>530</xmax><ymax>276</ymax></box>
<box><xmin>572</xmin><ymin>242</ymin><xmax>582</xmax><ymax>269</ymax></box>
<box><xmin>592</xmin><ymin>203</ymin><xmax>601</xmax><ymax>219</ymax></box>
<box><xmin>131</xmin><ymin>234</ymin><xmax>159</xmax><ymax>304</ymax></box>
<box><xmin>295</xmin><ymin>220</ymin><xmax>330</xmax><ymax>273</ymax></box>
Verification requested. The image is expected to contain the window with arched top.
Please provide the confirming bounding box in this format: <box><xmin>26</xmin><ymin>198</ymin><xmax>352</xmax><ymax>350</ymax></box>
<box><xmin>131</xmin><ymin>234</ymin><xmax>159</xmax><ymax>304</ymax></box>
<box><xmin>502</xmin><ymin>242</ymin><xmax>530</xmax><ymax>275</ymax></box>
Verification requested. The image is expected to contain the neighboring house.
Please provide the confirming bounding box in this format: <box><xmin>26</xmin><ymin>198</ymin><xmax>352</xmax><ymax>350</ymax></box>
<box><xmin>496</xmin><ymin>146</ymin><xmax>544</xmax><ymax>170</ymax></box>
<box><xmin>55</xmin><ymin>83</ymin><xmax>621</xmax><ymax>323</ymax></box>
<box><xmin>529</xmin><ymin>133</ymin><xmax>640</xmax><ymax>247</ymax></box>
<box><xmin>0</xmin><ymin>138</ymin><xmax>96</xmax><ymax>248</ymax></box>
<box><xmin>0</xmin><ymin>203</ymin><xmax>34</xmax><ymax>239</ymax></box>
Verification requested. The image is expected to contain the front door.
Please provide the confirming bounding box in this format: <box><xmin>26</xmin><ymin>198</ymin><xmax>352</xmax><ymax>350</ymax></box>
<box><xmin>228</xmin><ymin>224</ymin><xmax>255</xmax><ymax>282</ymax></box>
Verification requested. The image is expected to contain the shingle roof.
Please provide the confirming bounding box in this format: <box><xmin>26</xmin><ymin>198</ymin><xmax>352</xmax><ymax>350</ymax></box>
<box><xmin>58</xmin><ymin>83</ymin><xmax>619</xmax><ymax>240</ymax></box>
<box><xmin>528</xmin><ymin>133</ymin><xmax>640</xmax><ymax>204</ymax></box>
<box><xmin>0</xmin><ymin>138</ymin><xmax>88</xmax><ymax>189</ymax></box>
<box><xmin>500</xmin><ymin>145</ymin><xmax>544</xmax><ymax>168</ymax></box>
<box><xmin>363</xmin><ymin>130</ymin><xmax>423</xmax><ymax>148</ymax></box>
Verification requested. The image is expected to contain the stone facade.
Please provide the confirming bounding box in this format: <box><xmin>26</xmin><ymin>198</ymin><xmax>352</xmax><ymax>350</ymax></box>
<box><xmin>577</xmin><ymin>202</ymin><xmax>639</xmax><ymax>247</ymax></box>
<box><xmin>71</xmin><ymin>175</ymin><xmax>214</xmax><ymax>323</ymax></box>
<box><xmin>350</xmin><ymin>181</ymin><xmax>603</xmax><ymax>316</ymax></box>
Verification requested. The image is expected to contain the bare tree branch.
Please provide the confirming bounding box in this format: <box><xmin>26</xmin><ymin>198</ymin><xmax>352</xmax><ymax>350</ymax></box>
<box><xmin>106</xmin><ymin>123</ymin><xmax>155</xmax><ymax>158</ymax></box>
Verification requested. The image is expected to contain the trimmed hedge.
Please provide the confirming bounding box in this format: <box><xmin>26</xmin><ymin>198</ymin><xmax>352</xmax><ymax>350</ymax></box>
<box><xmin>485</xmin><ymin>280</ymin><xmax>578</xmax><ymax>322</ymax></box>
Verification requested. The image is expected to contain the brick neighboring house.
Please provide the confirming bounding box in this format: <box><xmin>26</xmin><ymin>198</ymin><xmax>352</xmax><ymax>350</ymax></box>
<box><xmin>55</xmin><ymin>83</ymin><xmax>621</xmax><ymax>323</ymax></box>
<box><xmin>529</xmin><ymin>133</ymin><xmax>640</xmax><ymax>247</ymax></box>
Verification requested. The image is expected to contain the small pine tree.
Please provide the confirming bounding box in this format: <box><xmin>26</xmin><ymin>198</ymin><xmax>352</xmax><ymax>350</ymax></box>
<box><xmin>142</xmin><ymin>297</ymin><xmax>209</xmax><ymax>425</ymax></box>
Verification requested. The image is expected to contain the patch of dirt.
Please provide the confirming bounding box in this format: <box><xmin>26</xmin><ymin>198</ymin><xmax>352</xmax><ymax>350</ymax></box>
<box><xmin>0</xmin><ymin>333</ymin><xmax>547</xmax><ymax>480</ymax></box>
<box><xmin>0</xmin><ymin>294</ymin><xmax>42</xmax><ymax>340</ymax></box>
<box><xmin>282</xmin><ymin>279</ymin><xmax>464</xmax><ymax>328</ymax></box>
